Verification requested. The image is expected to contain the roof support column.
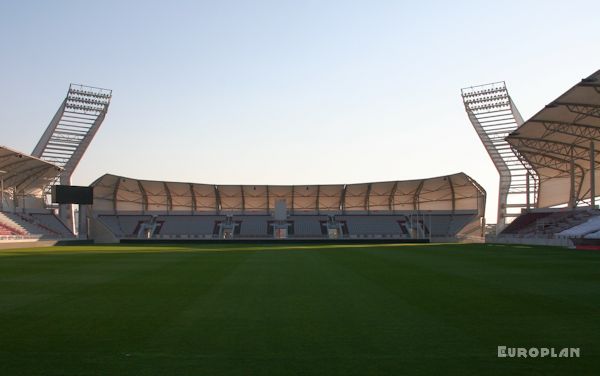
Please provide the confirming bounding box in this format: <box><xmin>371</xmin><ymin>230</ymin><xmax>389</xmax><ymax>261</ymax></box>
<box><xmin>240</xmin><ymin>185</ymin><xmax>245</xmax><ymax>214</ymax></box>
<box><xmin>365</xmin><ymin>183</ymin><xmax>372</xmax><ymax>213</ymax></box>
<box><xmin>413</xmin><ymin>180</ymin><xmax>424</xmax><ymax>211</ymax></box>
<box><xmin>340</xmin><ymin>185</ymin><xmax>347</xmax><ymax>214</ymax></box>
<box><xmin>189</xmin><ymin>184</ymin><xmax>197</xmax><ymax>214</ymax></box>
<box><xmin>569</xmin><ymin>147</ymin><xmax>577</xmax><ymax>208</ymax></box>
<box><xmin>389</xmin><ymin>181</ymin><xmax>399</xmax><ymax>212</ymax></box>
<box><xmin>137</xmin><ymin>180</ymin><xmax>148</xmax><ymax>213</ymax></box>
<box><xmin>447</xmin><ymin>176</ymin><xmax>455</xmax><ymax>212</ymax></box>
<box><xmin>215</xmin><ymin>186</ymin><xmax>221</xmax><ymax>215</ymax></box>
<box><xmin>163</xmin><ymin>182</ymin><xmax>172</xmax><ymax>214</ymax></box>
<box><xmin>266</xmin><ymin>186</ymin><xmax>270</xmax><ymax>215</ymax></box>
<box><xmin>113</xmin><ymin>178</ymin><xmax>121</xmax><ymax>214</ymax></box>
<box><xmin>526</xmin><ymin>172</ymin><xmax>531</xmax><ymax>210</ymax></box>
<box><xmin>291</xmin><ymin>186</ymin><xmax>295</xmax><ymax>215</ymax></box>
<box><xmin>591</xmin><ymin>141</ymin><xmax>596</xmax><ymax>208</ymax></box>
<box><xmin>316</xmin><ymin>185</ymin><xmax>320</xmax><ymax>214</ymax></box>
<box><xmin>13</xmin><ymin>186</ymin><xmax>18</xmax><ymax>213</ymax></box>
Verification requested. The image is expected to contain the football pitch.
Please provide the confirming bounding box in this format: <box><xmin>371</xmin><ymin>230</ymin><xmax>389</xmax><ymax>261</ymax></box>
<box><xmin>0</xmin><ymin>242</ymin><xmax>598</xmax><ymax>375</ymax></box>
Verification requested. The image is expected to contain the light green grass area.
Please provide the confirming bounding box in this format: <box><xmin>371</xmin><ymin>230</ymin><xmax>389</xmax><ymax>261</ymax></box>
<box><xmin>0</xmin><ymin>243</ymin><xmax>598</xmax><ymax>375</ymax></box>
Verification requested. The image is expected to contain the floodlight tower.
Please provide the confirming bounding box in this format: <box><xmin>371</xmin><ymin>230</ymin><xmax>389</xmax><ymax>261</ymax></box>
<box><xmin>32</xmin><ymin>84</ymin><xmax>112</xmax><ymax>230</ymax></box>
<box><xmin>461</xmin><ymin>82</ymin><xmax>538</xmax><ymax>233</ymax></box>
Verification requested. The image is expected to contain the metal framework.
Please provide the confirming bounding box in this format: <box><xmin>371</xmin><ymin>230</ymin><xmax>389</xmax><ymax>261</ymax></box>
<box><xmin>31</xmin><ymin>84</ymin><xmax>112</xmax><ymax>227</ymax></box>
<box><xmin>461</xmin><ymin>81</ymin><xmax>538</xmax><ymax>232</ymax></box>
<box><xmin>0</xmin><ymin>146</ymin><xmax>62</xmax><ymax>212</ymax></box>
<box><xmin>506</xmin><ymin>70</ymin><xmax>600</xmax><ymax>209</ymax></box>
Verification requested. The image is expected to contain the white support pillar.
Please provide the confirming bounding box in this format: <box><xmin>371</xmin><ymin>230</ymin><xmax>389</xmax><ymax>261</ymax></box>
<box><xmin>569</xmin><ymin>151</ymin><xmax>576</xmax><ymax>208</ymax></box>
<box><xmin>12</xmin><ymin>187</ymin><xmax>18</xmax><ymax>213</ymax></box>
<box><xmin>59</xmin><ymin>176</ymin><xmax>74</xmax><ymax>231</ymax></box>
<box><xmin>78</xmin><ymin>204</ymin><xmax>88</xmax><ymax>240</ymax></box>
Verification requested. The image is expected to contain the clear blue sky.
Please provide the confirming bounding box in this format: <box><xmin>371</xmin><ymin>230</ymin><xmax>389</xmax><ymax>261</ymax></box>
<box><xmin>1</xmin><ymin>0</ymin><xmax>599</xmax><ymax>222</ymax></box>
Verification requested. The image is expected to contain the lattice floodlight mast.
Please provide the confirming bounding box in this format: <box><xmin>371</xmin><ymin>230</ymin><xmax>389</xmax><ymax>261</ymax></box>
<box><xmin>461</xmin><ymin>82</ymin><xmax>538</xmax><ymax>232</ymax></box>
<box><xmin>32</xmin><ymin>84</ymin><xmax>112</xmax><ymax>228</ymax></box>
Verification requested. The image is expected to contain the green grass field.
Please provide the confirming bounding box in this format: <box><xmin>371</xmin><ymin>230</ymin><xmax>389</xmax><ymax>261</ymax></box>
<box><xmin>0</xmin><ymin>243</ymin><xmax>598</xmax><ymax>375</ymax></box>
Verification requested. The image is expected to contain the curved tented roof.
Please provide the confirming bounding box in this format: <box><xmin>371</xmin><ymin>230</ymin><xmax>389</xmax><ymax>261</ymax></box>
<box><xmin>0</xmin><ymin>145</ymin><xmax>62</xmax><ymax>193</ymax></box>
<box><xmin>90</xmin><ymin>172</ymin><xmax>486</xmax><ymax>216</ymax></box>
<box><xmin>506</xmin><ymin>69</ymin><xmax>600</xmax><ymax>207</ymax></box>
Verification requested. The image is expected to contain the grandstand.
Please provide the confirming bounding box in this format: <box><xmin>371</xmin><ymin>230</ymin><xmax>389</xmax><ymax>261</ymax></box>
<box><xmin>0</xmin><ymin>146</ymin><xmax>73</xmax><ymax>241</ymax></box>
<box><xmin>0</xmin><ymin>83</ymin><xmax>111</xmax><ymax>244</ymax></box>
<box><xmin>3</xmin><ymin>70</ymin><xmax>600</xmax><ymax>247</ymax></box>
<box><xmin>88</xmin><ymin>173</ymin><xmax>485</xmax><ymax>242</ymax></box>
<box><xmin>468</xmin><ymin>69</ymin><xmax>600</xmax><ymax>247</ymax></box>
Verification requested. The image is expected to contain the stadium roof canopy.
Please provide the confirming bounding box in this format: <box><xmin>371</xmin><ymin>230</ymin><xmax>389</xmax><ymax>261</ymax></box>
<box><xmin>91</xmin><ymin>173</ymin><xmax>486</xmax><ymax>215</ymax></box>
<box><xmin>0</xmin><ymin>146</ymin><xmax>62</xmax><ymax>193</ymax></box>
<box><xmin>506</xmin><ymin>69</ymin><xmax>600</xmax><ymax>208</ymax></box>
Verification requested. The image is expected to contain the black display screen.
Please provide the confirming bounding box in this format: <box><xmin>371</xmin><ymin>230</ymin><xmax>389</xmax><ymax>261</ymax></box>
<box><xmin>52</xmin><ymin>185</ymin><xmax>94</xmax><ymax>205</ymax></box>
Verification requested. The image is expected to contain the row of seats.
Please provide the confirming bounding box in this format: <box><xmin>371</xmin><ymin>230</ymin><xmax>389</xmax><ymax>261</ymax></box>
<box><xmin>341</xmin><ymin>216</ymin><xmax>400</xmax><ymax>235</ymax></box>
<box><xmin>29</xmin><ymin>213</ymin><xmax>73</xmax><ymax>237</ymax></box>
<box><xmin>292</xmin><ymin>216</ymin><xmax>325</xmax><ymax>236</ymax></box>
<box><xmin>159</xmin><ymin>215</ymin><xmax>223</xmax><ymax>235</ymax></box>
<box><xmin>0</xmin><ymin>221</ymin><xmax>26</xmax><ymax>236</ymax></box>
<box><xmin>98</xmin><ymin>215</ymin><xmax>225</xmax><ymax>237</ymax></box>
<box><xmin>500</xmin><ymin>212</ymin><xmax>553</xmax><ymax>235</ymax></box>
<box><xmin>96</xmin><ymin>213</ymin><xmax>477</xmax><ymax>239</ymax></box>
<box><xmin>557</xmin><ymin>215</ymin><xmax>600</xmax><ymax>237</ymax></box>
<box><xmin>499</xmin><ymin>209</ymin><xmax>597</xmax><ymax>238</ymax></box>
<box><xmin>531</xmin><ymin>211</ymin><xmax>593</xmax><ymax>235</ymax></box>
<box><xmin>239</xmin><ymin>216</ymin><xmax>269</xmax><ymax>236</ymax></box>
<box><xmin>0</xmin><ymin>211</ymin><xmax>73</xmax><ymax>238</ymax></box>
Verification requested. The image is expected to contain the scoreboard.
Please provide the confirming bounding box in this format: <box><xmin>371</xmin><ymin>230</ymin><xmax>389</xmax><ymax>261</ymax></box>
<box><xmin>51</xmin><ymin>185</ymin><xmax>94</xmax><ymax>205</ymax></box>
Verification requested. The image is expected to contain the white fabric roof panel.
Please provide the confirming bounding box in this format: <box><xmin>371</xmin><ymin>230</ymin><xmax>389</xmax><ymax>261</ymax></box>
<box><xmin>506</xmin><ymin>69</ymin><xmax>600</xmax><ymax>208</ymax></box>
<box><xmin>92</xmin><ymin>173</ymin><xmax>119</xmax><ymax>212</ymax></box>
<box><xmin>344</xmin><ymin>183</ymin><xmax>369</xmax><ymax>211</ymax></box>
<box><xmin>292</xmin><ymin>185</ymin><xmax>319</xmax><ymax>211</ymax></box>
<box><xmin>243</xmin><ymin>185</ymin><xmax>268</xmax><ymax>212</ymax></box>
<box><xmin>268</xmin><ymin>186</ymin><xmax>293</xmax><ymax>211</ymax></box>
<box><xmin>317</xmin><ymin>184</ymin><xmax>344</xmax><ymax>212</ymax></box>
<box><xmin>140</xmin><ymin>181</ymin><xmax>169</xmax><ymax>211</ymax></box>
<box><xmin>91</xmin><ymin>173</ymin><xmax>485</xmax><ymax>216</ymax></box>
<box><xmin>368</xmin><ymin>181</ymin><xmax>396</xmax><ymax>211</ymax></box>
<box><xmin>218</xmin><ymin>185</ymin><xmax>243</xmax><ymax>212</ymax></box>
<box><xmin>391</xmin><ymin>179</ymin><xmax>422</xmax><ymax>211</ymax></box>
<box><xmin>0</xmin><ymin>145</ymin><xmax>62</xmax><ymax>194</ymax></box>
<box><xmin>192</xmin><ymin>184</ymin><xmax>217</xmax><ymax>212</ymax></box>
<box><xmin>452</xmin><ymin>173</ymin><xmax>485</xmax><ymax>211</ymax></box>
<box><xmin>418</xmin><ymin>176</ymin><xmax>454</xmax><ymax>211</ymax></box>
<box><xmin>115</xmin><ymin>178</ymin><xmax>144</xmax><ymax>212</ymax></box>
<box><xmin>166</xmin><ymin>182</ymin><xmax>193</xmax><ymax>211</ymax></box>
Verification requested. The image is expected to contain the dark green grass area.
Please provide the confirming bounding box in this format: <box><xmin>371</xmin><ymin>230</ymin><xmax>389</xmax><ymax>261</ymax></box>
<box><xmin>0</xmin><ymin>243</ymin><xmax>599</xmax><ymax>375</ymax></box>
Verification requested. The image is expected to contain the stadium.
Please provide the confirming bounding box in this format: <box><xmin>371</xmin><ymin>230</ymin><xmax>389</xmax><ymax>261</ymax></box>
<box><xmin>1</xmin><ymin>4</ymin><xmax>600</xmax><ymax>373</ymax></box>
<box><xmin>3</xmin><ymin>73</ymin><xmax>600</xmax><ymax>247</ymax></box>
<box><xmin>1</xmin><ymin>70</ymin><xmax>598</xmax><ymax>374</ymax></box>
<box><xmin>0</xmin><ymin>82</ymin><xmax>489</xmax><ymax>243</ymax></box>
